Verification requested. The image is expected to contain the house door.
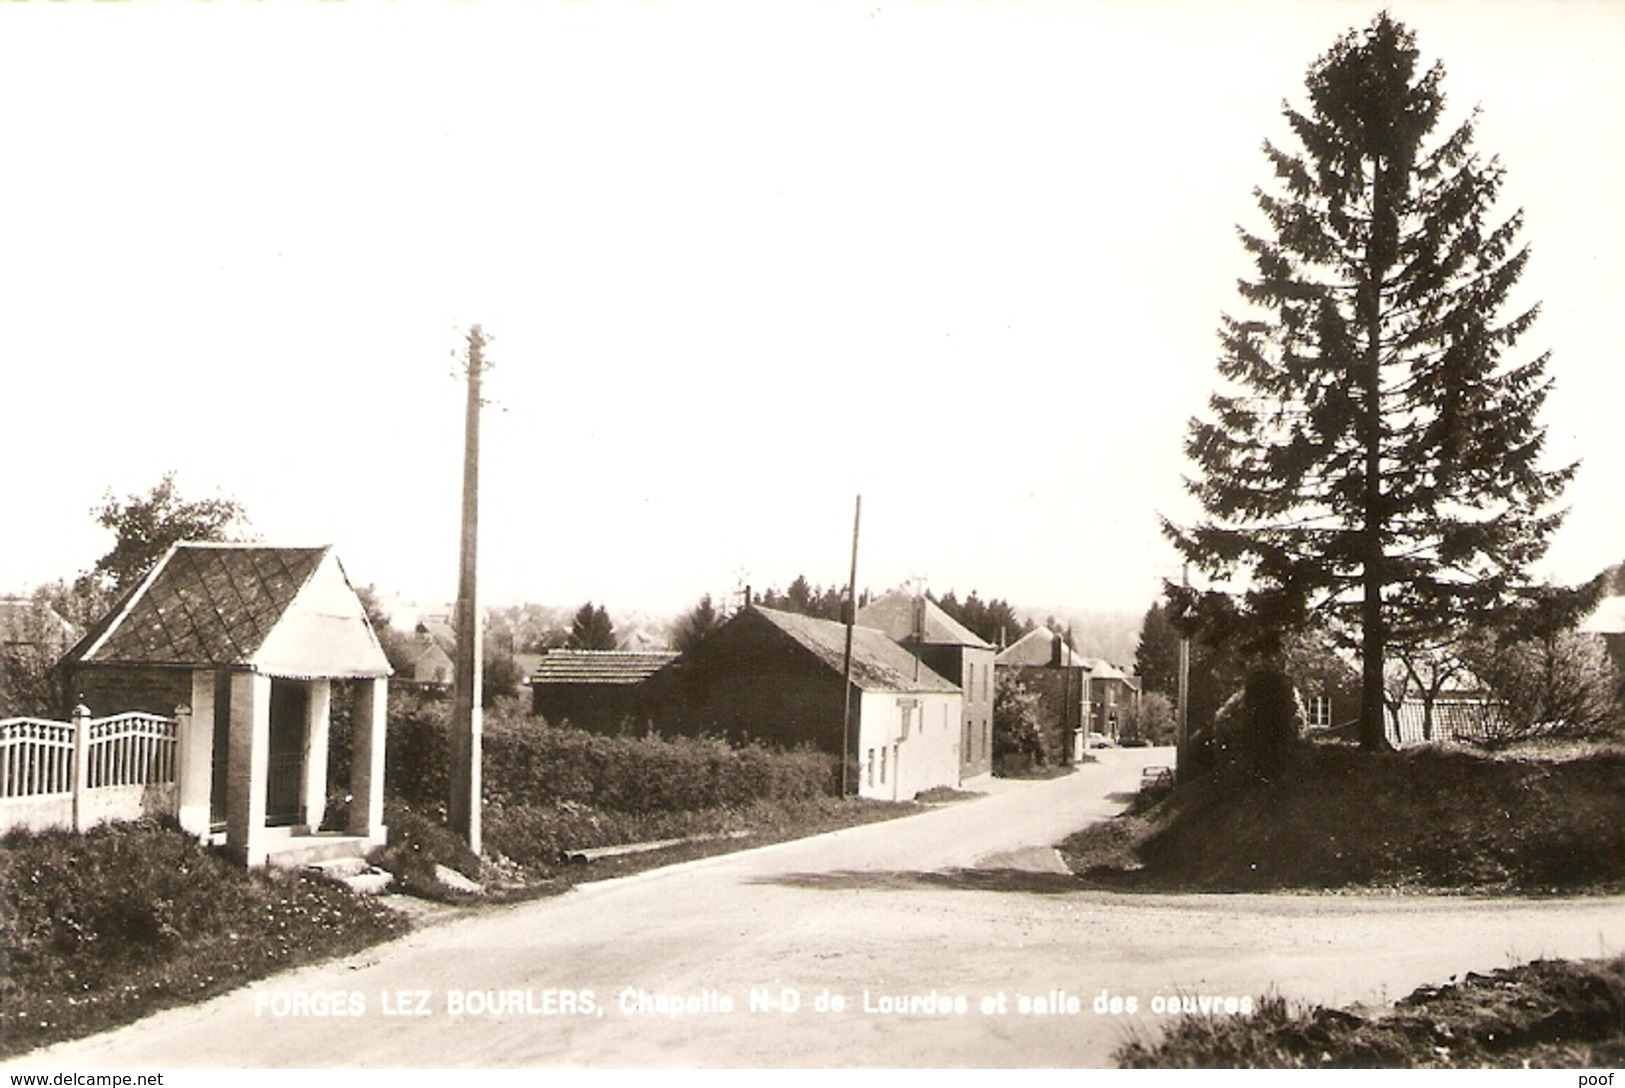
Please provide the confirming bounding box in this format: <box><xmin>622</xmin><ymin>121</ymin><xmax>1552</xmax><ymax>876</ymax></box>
<box><xmin>266</xmin><ymin>680</ymin><xmax>306</xmax><ymax>827</ymax></box>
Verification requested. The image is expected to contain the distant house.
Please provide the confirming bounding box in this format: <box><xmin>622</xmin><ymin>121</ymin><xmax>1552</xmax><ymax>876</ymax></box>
<box><xmin>1074</xmin><ymin>657</ymin><xmax>1142</xmax><ymax>742</ymax></box>
<box><xmin>1580</xmin><ymin>593</ymin><xmax>1625</xmax><ymax>686</ymax></box>
<box><xmin>857</xmin><ymin>590</ymin><xmax>995</xmax><ymax>779</ymax></box>
<box><xmin>54</xmin><ymin>542</ymin><xmax>392</xmax><ymax>868</ymax></box>
<box><xmin>393</xmin><ymin>626</ymin><xmax>455</xmax><ymax>689</ymax></box>
<box><xmin>647</xmin><ymin>605</ymin><xmax>963</xmax><ymax>801</ymax></box>
<box><xmin>0</xmin><ymin>598</ymin><xmax>77</xmax><ymax>714</ymax></box>
<box><xmin>995</xmin><ymin>627</ymin><xmax>1091</xmax><ymax>762</ymax></box>
<box><xmin>529</xmin><ymin>649</ymin><xmax>678</xmax><ymax>734</ymax></box>
<box><xmin>0</xmin><ymin>598</ymin><xmax>75</xmax><ymax>655</ymax></box>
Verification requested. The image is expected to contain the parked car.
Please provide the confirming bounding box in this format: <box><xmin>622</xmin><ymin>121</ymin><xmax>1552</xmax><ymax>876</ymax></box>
<box><xmin>1087</xmin><ymin>732</ymin><xmax>1113</xmax><ymax>748</ymax></box>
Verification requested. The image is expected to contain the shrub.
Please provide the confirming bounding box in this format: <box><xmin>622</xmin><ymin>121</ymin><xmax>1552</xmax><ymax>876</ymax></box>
<box><xmin>993</xmin><ymin>672</ymin><xmax>1050</xmax><ymax>774</ymax></box>
<box><xmin>385</xmin><ymin>688</ymin><xmax>452</xmax><ymax>806</ymax></box>
<box><xmin>367</xmin><ymin>799</ymin><xmax>483</xmax><ymax>899</ymax></box>
<box><xmin>478</xmin><ymin>702</ymin><xmax>833</xmax><ymax>814</ymax></box>
<box><xmin>0</xmin><ymin>819</ymin><xmax>405</xmax><ymax>1056</ymax></box>
<box><xmin>1122</xmin><ymin>691</ymin><xmax>1176</xmax><ymax>746</ymax></box>
<box><xmin>381</xmin><ymin>697</ymin><xmax>834</xmax><ymax>816</ymax></box>
<box><xmin>1192</xmin><ymin>667</ymin><xmax>1305</xmax><ymax>781</ymax></box>
<box><xmin>1467</xmin><ymin>631</ymin><xmax>1624</xmax><ymax>743</ymax></box>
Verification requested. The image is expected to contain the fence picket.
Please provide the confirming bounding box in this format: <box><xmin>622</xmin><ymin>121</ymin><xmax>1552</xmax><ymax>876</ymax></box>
<box><xmin>0</xmin><ymin>712</ymin><xmax>177</xmax><ymax>802</ymax></box>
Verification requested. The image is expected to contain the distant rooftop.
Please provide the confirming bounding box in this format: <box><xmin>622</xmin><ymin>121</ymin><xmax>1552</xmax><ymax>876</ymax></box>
<box><xmin>856</xmin><ymin>591</ymin><xmax>992</xmax><ymax>649</ymax></box>
<box><xmin>995</xmin><ymin>626</ymin><xmax>1087</xmax><ymax>668</ymax></box>
<box><xmin>751</xmin><ymin>605</ymin><xmax>959</xmax><ymax>694</ymax></box>
<box><xmin>529</xmin><ymin>649</ymin><xmax>679</xmax><ymax>686</ymax></box>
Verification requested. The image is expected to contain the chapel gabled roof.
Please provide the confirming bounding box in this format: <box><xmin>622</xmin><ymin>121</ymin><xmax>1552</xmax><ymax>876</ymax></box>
<box><xmin>64</xmin><ymin>542</ymin><xmax>390</xmax><ymax>678</ymax></box>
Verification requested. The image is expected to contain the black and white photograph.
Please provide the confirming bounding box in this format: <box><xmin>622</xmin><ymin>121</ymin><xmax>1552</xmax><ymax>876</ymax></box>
<box><xmin>2</xmin><ymin>0</ymin><xmax>1623</xmax><ymax>1074</ymax></box>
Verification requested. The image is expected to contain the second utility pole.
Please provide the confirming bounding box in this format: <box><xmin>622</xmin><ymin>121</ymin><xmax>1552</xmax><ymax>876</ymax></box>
<box><xmin>839</xmin><ymin>494</ymin><xmax>861</xmax><ymax>797</ymax></box>
<box><xmin>450</xmin><ymin>325</ymin><xmax>487</xmax><ymax>854</ymax></box>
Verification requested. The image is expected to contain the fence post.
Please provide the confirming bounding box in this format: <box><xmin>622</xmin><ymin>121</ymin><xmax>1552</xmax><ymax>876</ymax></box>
<box><xmin>72</xmin><ymin>703</ymin><xmax>91</xmax><ymax>832</ymax></box>
<box><xmin>173</xmin><ymin>703</ymin><xmax>191</xmax><ymax>824</ymax></box>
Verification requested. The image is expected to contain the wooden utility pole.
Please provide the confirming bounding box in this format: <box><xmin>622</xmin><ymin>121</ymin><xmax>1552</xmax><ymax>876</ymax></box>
<box><xmin>839</xmin><ymin>494</ymin><xmax>861</xmax><ymax>797</ymax></box>
<box><xmin>1175</xmin><ymin>561</ymin><xmax>1191</xmax><ymax>783</ymax></box>
<box><xmin>449</xmin><ymin>325</ymin><xmax>488</xmax><ymax>853</ymax></box>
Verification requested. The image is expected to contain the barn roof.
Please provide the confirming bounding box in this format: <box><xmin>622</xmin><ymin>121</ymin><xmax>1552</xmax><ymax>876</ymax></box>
<box><xmin>529</xmin><ymin>649</ymin><xmax>679</xmax><ymax>686</ymax></box>
<box><xmin>751</xmin><ymin>605</ymin><xmax>959</xmax><ymax>694</ymax></box>
<box><xmin>64</xmin><ymin>542</ymin><xmax>391</xmax><ymax>679</ymax></box>
<box><xmin>856</xmin><ymin>591</ymin><xmax>992</xmax><ymax>649</ymax></box>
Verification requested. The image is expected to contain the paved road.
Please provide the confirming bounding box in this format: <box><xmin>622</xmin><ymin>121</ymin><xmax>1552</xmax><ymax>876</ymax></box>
<box><xmin>13</xmin><ymin>749</ymin><xmax>1625</xmax><ymax>1068</ymax></box>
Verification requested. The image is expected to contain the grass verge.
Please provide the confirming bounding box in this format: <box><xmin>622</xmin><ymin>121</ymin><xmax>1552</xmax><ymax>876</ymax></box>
<box><xmin>0</xmin><ymin>819</ymin><xmax>409</xmax><ymax>1060</ymax></box>
<box><xmin>1116</xmin><ymin>956</ymin><xmax>1625</xmax><ymax>1067</ymax></box>
<box><xmin>401</xmin><ymin>793</ymin><xmax>933</xmax><ymax>903</ymax></box>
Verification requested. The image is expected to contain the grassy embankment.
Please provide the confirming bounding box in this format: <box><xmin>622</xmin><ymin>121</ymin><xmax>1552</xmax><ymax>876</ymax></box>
<box><xmin>2</xmin><ymin>700</ymin><xmax>929</xmax><ymax>1057</ymax></box>
<box><xmin>1058</xmin><ymin>738</ymin><xmax>1625</xmax><ymax>1065</ymax></box>
<box><xmin>0</xmin><ymin>820</ymin><xmax>408</xmax><ymax>1060</ymax></box>
<box><xmin>1115</xmin><ymin>956</ymin><xmax>1625</xmax><ymax>1068</ymax></box>
<box><xmin>1061</xmin><ymin>741</ymin><xmax>1625</xmax><ymax>893</ymax></box>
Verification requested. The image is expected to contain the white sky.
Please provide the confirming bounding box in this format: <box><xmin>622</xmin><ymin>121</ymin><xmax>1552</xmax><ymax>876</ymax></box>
<box><xmin>2</xmin><ymin>0</ymin><xmax>1621</xmax><ymax>621</ymax></box>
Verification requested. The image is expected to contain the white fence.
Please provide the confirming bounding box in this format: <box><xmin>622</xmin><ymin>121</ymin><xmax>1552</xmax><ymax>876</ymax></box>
<box><xmin>0</xmin><ymin>706</ymin><xmax>182</xmax><ymax>833</ymax></box>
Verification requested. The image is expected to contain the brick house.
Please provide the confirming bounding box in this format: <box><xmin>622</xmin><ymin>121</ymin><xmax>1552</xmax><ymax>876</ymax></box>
<box><xmin>1074</xmin><ymin>657</ymin><xmax>1142</xmax><ymax>742</ymax></box>
<box><xmin>994</xmin><ymin>627</ymin><xmax>1092</xmax><ymax>762</ymax></box>
<box><xmin>856</xmin><ymin>590</ymin><xmax>995</xmax><ymax>779</ymax></box>
<box><xmin>646</xmin><ymin>605</ymin><xmax>963</xmax><ymax>800</ymax></box>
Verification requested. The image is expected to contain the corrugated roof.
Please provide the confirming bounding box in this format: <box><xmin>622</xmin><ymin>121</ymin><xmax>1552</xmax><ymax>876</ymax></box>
<box><xmin>752</xmin><ymin>605</ymin><xmax>959</xmax><ymax>693</ymax></box>
<box><xmin>856</xmin><ymin>591</ymin><xmax>992</xmax><ymax>649</ymax></box>
<box><xmin>1391</xmin><ymin>698</ymin><xmax>1499</xmax><ymax>746</ymax></box>
<box><xmin>530</xmin><ymin>650</ymin><xmax>678</xmax><ymax>685</ymax></box>
<box><xmin>67</xmin><ymin>543</ymin><xmax>390</xmax><ymax>678</ymax></box>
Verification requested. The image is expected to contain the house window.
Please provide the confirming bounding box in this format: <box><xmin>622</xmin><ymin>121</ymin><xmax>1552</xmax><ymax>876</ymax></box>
<box><xmin>867</xmin><ymin>749</ymin><xmax>875</xmax><ymax>788</ymax></box>
<box><xmin>1309</xmin><ymin>695</ymin><xmax>1332</xmax><ymax>730</ymax></box>
<box><xmin>898</xmin><ymin>698</ymin><xmax>918</xmax><ymax>739</ymax></box>
<box><xmin>880</xmin><ymin>746</ymin><xmax>887</xmax><ymax>784</ymax></box>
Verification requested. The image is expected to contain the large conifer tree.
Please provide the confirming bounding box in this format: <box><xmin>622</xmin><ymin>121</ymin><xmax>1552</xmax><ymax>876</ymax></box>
<box><xmin>1167</xmin><ymin>14</ymin><xmax>1574</xmax><ymax>750</ymax></box>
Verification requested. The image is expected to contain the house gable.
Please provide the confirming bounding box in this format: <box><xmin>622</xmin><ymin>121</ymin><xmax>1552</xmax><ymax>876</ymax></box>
<box><xmin>856</xmin><ymin>592</ymin><xmax>992</xmax><ymax>649</ymax></box>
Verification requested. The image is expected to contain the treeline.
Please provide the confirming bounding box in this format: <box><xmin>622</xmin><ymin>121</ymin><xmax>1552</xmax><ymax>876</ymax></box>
<box><xmin>927</xmin><ymin>589</ymin><xmax>1033</xmax><ymax>648</ymax></box>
